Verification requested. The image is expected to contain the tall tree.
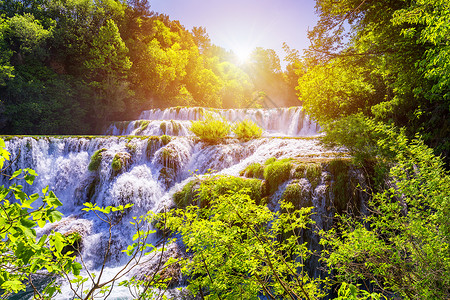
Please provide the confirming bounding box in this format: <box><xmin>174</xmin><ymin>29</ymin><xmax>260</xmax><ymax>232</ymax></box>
<box><xmin>84</xmin><ymin>19</ymin><xmax>132</xmax><ymax>129</ymax></box>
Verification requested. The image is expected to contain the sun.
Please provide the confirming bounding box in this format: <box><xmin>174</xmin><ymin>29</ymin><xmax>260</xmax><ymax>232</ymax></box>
<box><xmin>232</xmin><ymin>46</ymin><xmax>253</xmax><ymax>65</ymax></box>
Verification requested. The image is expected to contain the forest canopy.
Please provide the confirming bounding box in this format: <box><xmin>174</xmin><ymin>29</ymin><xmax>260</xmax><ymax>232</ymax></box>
<box><xmin>0</xmin><ymin>0</ymin><xmax>298</xmax><ymax>134</ymax></box>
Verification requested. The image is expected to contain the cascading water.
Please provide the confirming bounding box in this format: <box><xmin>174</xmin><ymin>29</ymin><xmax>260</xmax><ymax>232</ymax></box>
<box><xmin>106</xmin><ymin>106</ymin><xmax>319</xmax><ymax>137</ymax></box>
<box><xmin>1</xmin><ymin>106</ymin><xmax>363</xmax><ymax>299</ymax></box>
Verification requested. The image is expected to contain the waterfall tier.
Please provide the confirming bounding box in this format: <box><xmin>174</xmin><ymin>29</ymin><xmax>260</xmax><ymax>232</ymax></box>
<box><xmin>106</xmin><ymin>107</ymin><xmax>319</xmax><ymax>137</ymax></box>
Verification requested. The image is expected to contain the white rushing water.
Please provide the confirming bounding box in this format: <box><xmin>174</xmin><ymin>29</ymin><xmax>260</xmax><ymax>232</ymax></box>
<box><xmin>106</xmin><ymin>106</ymin><xmax>319</xmax><ymax>137</ymax></box>
<box><xmin>2</xmin><ymin>107</ymin><xmax>359</xmax><ymax>299</ymax></box>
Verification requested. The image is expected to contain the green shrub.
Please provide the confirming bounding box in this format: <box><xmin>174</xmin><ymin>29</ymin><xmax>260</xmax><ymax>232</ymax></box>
<box><xmin>189</xmin><ymin>113</ymin><xmax>231</xmax><ymax>144</ymax></box>
<box><xmin>88</xmin><ymin>148</ymin><xmax>107</xmax><ymax>171</ymax></box>
<box><xmin>173</xmin><ymin>180</ymin><xmax>199</xmax><ymax>208</ymax></box>
<box><xmin>232</xmin><ymin>119</ymin><xmax>262</xmax><ymax>141</ymax></box>
<box><xmin>263</xmin><ymin>158</ymin><xmax>292</xmax><ymax>194</ymax></box>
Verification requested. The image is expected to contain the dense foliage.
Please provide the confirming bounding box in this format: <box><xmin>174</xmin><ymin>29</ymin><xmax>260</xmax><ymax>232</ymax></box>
<box><xmin>298</xmin><ymin>0</ymin><xmax>450</xmax><ymax>164</ymax></box>
<box><xmin>0</xmin><ymin>0</ymin><xmax>298</xmax><ymax>135</ymax></box>
<box><xmin>162</xmin><ymin>175</ymin><xmax>326</xmax><ymax>299</ymax></box>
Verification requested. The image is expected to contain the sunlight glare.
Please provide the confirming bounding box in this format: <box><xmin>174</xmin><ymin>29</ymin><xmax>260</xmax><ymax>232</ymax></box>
<box><xmin>233</xmin><ymin>46</ymin><xmax>252</xmax><ymax>64</ymax></box>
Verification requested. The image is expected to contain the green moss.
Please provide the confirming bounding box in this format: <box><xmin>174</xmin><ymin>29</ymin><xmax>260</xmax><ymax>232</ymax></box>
<box><xmin>141</xmin><ymin>120</ymin><xmax>150</xmax><ymax>131</ymax></box>
<box><xmin>175</xmin><ymin>176</ymin><xmax>266</xmax><ymax>208</ymax></box>
<box><xmin>86</xmin><ymin>177</ymin><xmax>100</xmax><ymax>202</ymax></box>
<box><xmin>171</xmin><ymin>120</ymin><xmax>180</xmax><ymax>136</ymax></box>
<box><xmin>159</xmin><ymin>167</ymin><xmax>176</xmax><ymax>188</ymax></box>
<box><xmin>327</xmin><ymin>159</ymin><xmax>351</xmax><ymax>213</ymax></box>
<box><xmin>264</xmin><ymin>157</ymin><xmax>277</xmax><ymax>165</ymax></box>
<box><xmin>125</xmin><ymin>142</ymin><xmax>137</xmax><ymax>154</ymax></box>
<box><xmin>203</xmin><ymin>176</ymin><xmax>265</xmax><ymax>205</ymax></box>
<box><xmin>240</xmin><ymin>162</ymin><xmax>265</xmax><ymax>179</ymax></box>
<box><xmin>305</xmin><ymin>163</ymin><xmax>322</xmax><ymax>190</ymax></box>
<box><xmin>112</xmin><ymin>155</ymin><xmax>122</xmax><ymax>172</ymax></box>
<box><xmin>146</xmin><ymin>136</ymin><xmax>162</xmax><ymax>158</ymax></box>
<box><xmin>160</xmin><ymin>122</ymin><xmax>167</xmax><ymax>134</ymax></box>
<box><xmin>292</xmin><ymin>164</ymin><xmax>307</xmax><ymax>179</ymax></box>
<box><xmin>161</xmin><ymin>135</ymin><xmax>171</xmax><ymax>145</ymax></box>
<box><xmin>282</xmin><ymin>182</ymin><xmax>312</xmax><ymax>208</ymax></box>
<box><xmin>263</xmin><ymin>158</ymin><xmax>292</xmax><ymax>194</ymax></box>
<box><xmin>111</xmin><ymin>153</ymin><xmax>130</xmax><ymax>172</ymax></box>
<box><xmin>88</xmin><ymin>148</ymin><xmax>107</xmax><ymax>171</ymax></box>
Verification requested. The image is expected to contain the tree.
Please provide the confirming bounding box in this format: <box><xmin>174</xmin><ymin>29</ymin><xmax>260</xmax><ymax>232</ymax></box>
<box><xmin>1</xmin><ymin>13</ymin><xmax>51</xmax><ymax>65</ymax></box>
<box><xmin>321</xmin><ymin>125</ymin><xmax>450</xmax><ymax>299</ymax></box>
<box><xmin>301</xmin><ymin>0</ymin><xmax>449</xmax><ymax>162</ymax></box>
<box><xmin>0</xmin><ymin>137</ymin><xmax>81</xmax><ymax>297</ymax></box>
<box><xmin>0</xmin><ymin>138</ymin><xmax>174</xmax><ymax>299</ymax></box>
<box><xmin>84</xmin><ymin>19</ymin><xmax>132</xmax><ymax>128</ymax></box>
<box><xmin>162</xmin><ymin>175</ymin><xmax>326</xmax><ymax>299</ymax></box>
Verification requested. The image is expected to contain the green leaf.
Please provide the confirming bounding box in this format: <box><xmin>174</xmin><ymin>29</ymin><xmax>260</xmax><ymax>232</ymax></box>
<box><xmin>72</xmin><ymin>262</ymin><xmax>82</xmax><ymax>276</ymax></box>
<box><xmin>20</xmin><ymin>217</ymin><xmax>36</xmax><ymax>229</ymax></box>
<box><xmin>1</xmin><ymin>280</ymin><xmax>25</xmax><ymax>293</ymax></box>
<box><xmin>10</xmin><ymin>170</ymin><xmax>22</xmax><ymax>180</ymax></box>
<box><xmin>47</xmin><ymin>209</ymin><xmax>63</xmax><ymax>223</ymax></box>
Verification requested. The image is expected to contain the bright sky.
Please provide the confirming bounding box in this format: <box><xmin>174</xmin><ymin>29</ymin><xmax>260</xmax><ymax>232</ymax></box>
<box><xmin>150</xmin><ymin>0</ymin><xmax>318</xmax><ymax>66</ymax></box>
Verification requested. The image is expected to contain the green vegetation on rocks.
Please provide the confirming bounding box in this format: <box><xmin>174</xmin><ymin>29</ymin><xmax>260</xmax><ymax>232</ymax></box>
<box><xmin>173</xmin><ymin>175</ymin><xmax>266</xmax><ymax>208</ymax></box>
<box><xmin>282</xmin><ymin>181</ymin><xmax>312</xmax><ymax>209</ymax></box>
<box><xmin>111</xmin><ymin>152</ymin><xmax>131</xmax><ymax>172</ymax></box>
<box><xmin>88</xmin><ymin>148</ymin><xmax>107</xmax><ymax>171</ymax></box>
<box><xmin>263</xmin><ymin>158</ymin><xmax>292</xmax><ymax>194</ymax></box>
<box><xmin>232</xmin><ymin>119</ymin><xmax>262</xmax><ymax>141</ymax></box>
<box><xmin>240</xmin><ymin>162</ymin><xmax>264</xmax><ymax>179</ymax></box>
<box><xmin>190</xmin><ymin>113</ymin><xmax>231</xmax><ymax>144</ymax></box>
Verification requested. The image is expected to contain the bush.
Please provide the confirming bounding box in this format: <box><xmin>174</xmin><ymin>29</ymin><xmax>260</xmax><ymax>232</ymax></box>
<box><xmin>232</xmin><ymin>119</ymin><xmax>262</xmax><ymax>141</ymax></box>
<box><xmin>189</xmin><ymin>113</ymin><xmax>231</xmax><ymax>144</ymax></box>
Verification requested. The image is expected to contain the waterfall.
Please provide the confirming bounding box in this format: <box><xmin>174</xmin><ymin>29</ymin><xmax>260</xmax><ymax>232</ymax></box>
<box><xmin>106</xmin><ymin>106</ymin><xmax>320</xmax><ymax>137</ymax></box>
<box><xmin>1</xmin><ymin>107</ymin><xmax>362</xmax><ymax>299</ymax></box>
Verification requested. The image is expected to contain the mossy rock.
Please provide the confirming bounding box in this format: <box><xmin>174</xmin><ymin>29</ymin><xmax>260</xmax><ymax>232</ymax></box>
<box><xmin>125</xmin><ymin>142</ymin><xmax>137</xmax><ymax>154</ymax></box>
<box><xmin>170</xmin><ymin>120</ymin><xmax>181</xmax><ymax>136</ymax></box>
<box><xmin>282</xmin><ymin>182</ymin><xmax>312</xmax><ymax>209</ymax></box>
<box><xmin>161</xmin><ymin>135</ymin><xmax>171</xmax><ymax>145</ymax></box>
<box><xmin>174</xmin><ymin>176</ymin><xmax>266</xmax><ymax>208</ymax></box>
<box><xmin>88</xmin><ymin>148</ymin><xmax>107</xmax><ymax>171</ymax></box>
<box><xmin>305</xmin><ymin>163</ymin><xmax>322</xmax><ymax>190</ymax></box>
<box><xmin>263</xmin><ymin>158</ymin><xmax>292</xmax><ymax>194</ymax></box>
<box><xmin>86</xmin><ymin>177</ymin><xmax>100</xmax><ymax>202</ymax></box>
<box><xmin>173</xmin><ymin>180</ymin><xmax>200</xmax><ymax>208</ymax></box>
<box><xmin>160</xmin><ymin>122</ymin><xmax>167</xmax><ymax>134</ymax></box>
<box><xmin>327</xmin><ymin>159</ymin><xmax>351</xmax><ymax>213</ymax></box>
<box><xmin>240</xmin><ymin>162</ymin><xmax>264</xmax><ymax>179</ymax></box>
<box><xmin>146</xmin><ymin>136</ymin><xmax>162</xmax><ymax>159</ymax></box>
<box><xmin>159</xmin><ymin>167</ymin><xmax>177</xmax><ymax>189</ymax></box>
<box><xmin>111</xmin><ymin>152</ymin><xmax>131</xmax><ymax>172</ymax></box>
